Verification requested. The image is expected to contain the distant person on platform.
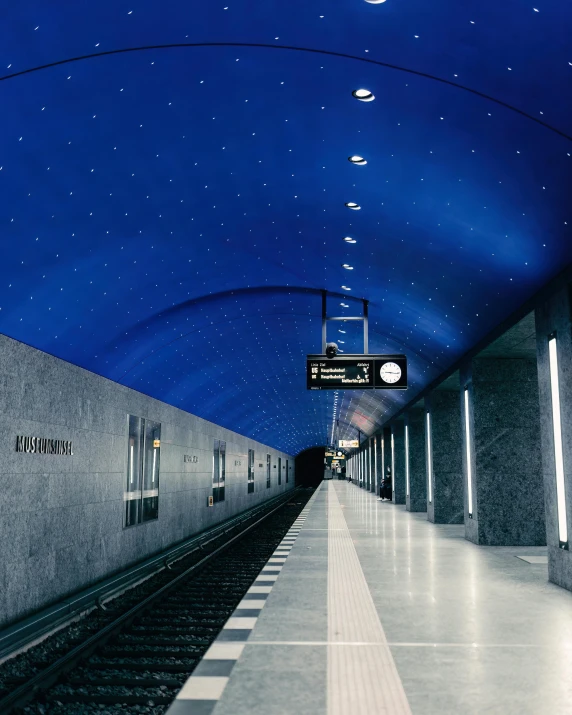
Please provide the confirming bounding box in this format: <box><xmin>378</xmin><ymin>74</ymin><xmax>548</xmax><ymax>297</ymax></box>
<box><xmin>379</xmin><ymin>465</ymin><xmax>392</xmax><ymax>501</ymax></box>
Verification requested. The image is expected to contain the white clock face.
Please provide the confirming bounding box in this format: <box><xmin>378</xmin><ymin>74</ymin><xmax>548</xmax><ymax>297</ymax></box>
<box><xmin>380</xmin><ymin>361</ymin><xmax>402</xmax><ymax>384</ymax></box>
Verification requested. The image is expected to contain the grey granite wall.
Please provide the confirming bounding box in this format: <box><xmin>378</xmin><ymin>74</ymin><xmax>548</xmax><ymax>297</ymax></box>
<box><xmin>425</xmin><ymin>390</ymin><xmax>464</xmax><ymax>524</ymax></box>
<box><xmin>391</xmin><ymin>420</ymin><xmax>406</xmax><ymax>505</ymax></box>
<box><xmin>536</xmin><ymin>286</ymin><xmax>572</xmax><ymax>591</ymax></box>
<box><xmin>0</xmin><ymin>334</ymin><xmax>294</xmax><ymax>629</ymax></box>
<box><xmin>460</xmin><ymin>356</ymin><xmax>544</xmax><ymax>546</ymax></box>
<box><xmin>405</xmin><ymin>408</ymin><xmax>427</xmax><ymax>513</ymax></box>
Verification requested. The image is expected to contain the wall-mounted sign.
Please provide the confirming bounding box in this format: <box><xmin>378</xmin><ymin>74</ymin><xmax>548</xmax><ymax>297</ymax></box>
<box><xmin>306</xmin><ymin>354</ymin><xmax>407</xmax><ymax>390</ymax></box>
<box><xmin>208</xmin><ymin>495</ymin><xmax>214</xmax><ymax>507</ymax></box>
<box><xmin>235</xmin><ymin>460</ymin><xmax>242</xmax><ymax>466</ymax></box>
<box><xmin>325</xmin><ymin>452</ymin><xmax>335</xmax><ymax>457</ymax></box>
<box><xmin>16</xmin><ymin>436</ymin><xmax>73</xmax><ymax>455</ymax></box>
<box><xmin>153</xmin><ymin>439</ymin><xmax>161</xmax><ymax>448</ymax></box>
<box><xmin>184</xmin><ymin>454</ymin><xmax>199</xmax><ymax>463</ymax></box>
<box><xmin>339</xmin><ymin>439</ymin><xmax>359</xmax><ymax>449</ymax></box>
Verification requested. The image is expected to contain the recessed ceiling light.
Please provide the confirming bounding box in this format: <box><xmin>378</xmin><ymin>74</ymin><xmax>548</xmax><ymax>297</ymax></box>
<box><xmin>342</xmin><ymin>264</ymin><xmax>354</xmax><ymax>270</ymax></box>
<box><xmin>348</xmin><ymin>155</ymin><xmax>367</xmax><ymax>165</ymax></box>
<box><xmin>365</xmin><ymin>0</ymin><xmax>386</xmax><ymax>3</ymax></box>
<box><xmin>340</xmin><ymin>303</ymin><xmax>349</xmax><ymax>307</ymax></box>
<box><xmin>352</xmin><ymin>89</ymin><xmax>375</xmax><ymax>102</ymax></box>
<box><xmin>343</xmin><ymin>237</ymin><xmax>357</xmax><ymax>243</ymax></box>
<box><xmin>341</xmin><ymin>285</ymin><xmax>351</xmax><ymax>291</ymax></box>
<box><xmin>345</xmin><ymin>202</ymin><xmax>361</xmax><ymax>210</ymax></box>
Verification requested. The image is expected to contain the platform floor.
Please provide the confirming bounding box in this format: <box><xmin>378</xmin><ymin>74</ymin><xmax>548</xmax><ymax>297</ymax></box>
<box><xmin>169</xmin><ymin>481</ymin><xmax>572</xmax><ymax>715</ymax></box>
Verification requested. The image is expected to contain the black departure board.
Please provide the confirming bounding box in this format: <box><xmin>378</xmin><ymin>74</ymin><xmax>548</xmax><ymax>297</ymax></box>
<box><xmin>306</xmin><ymin>354</ymin><xmax>407</xmax><ymax>390</ymax></box>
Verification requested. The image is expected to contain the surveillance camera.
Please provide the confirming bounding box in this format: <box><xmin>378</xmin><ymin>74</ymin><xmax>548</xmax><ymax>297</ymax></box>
<box><xmin>325</xmin><ymin>342</ymin><xmax>339</xmax><ymax>358</ymax></box>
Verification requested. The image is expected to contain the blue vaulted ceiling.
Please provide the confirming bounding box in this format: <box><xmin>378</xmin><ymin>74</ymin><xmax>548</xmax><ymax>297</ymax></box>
<box><xmin>0</xmin><ymin>2</ymin><xmax>570</xmax><ymax>454</ymax></box>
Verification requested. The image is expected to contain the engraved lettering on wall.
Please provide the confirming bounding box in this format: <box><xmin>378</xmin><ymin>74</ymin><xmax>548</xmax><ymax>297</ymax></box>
<box><xmin>15</xmin><ymin>436</ymin><xmax>74</xmax><ymax>455</ymax></box>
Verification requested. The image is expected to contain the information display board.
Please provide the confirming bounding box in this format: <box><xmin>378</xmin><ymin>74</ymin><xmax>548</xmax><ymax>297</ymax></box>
<box><xmin>339</xmin><ymin>439</ymin><xmax>359</xmax><ymax>449</ymax></box>
<box><xmin>307</xmin><ymin>354</ymin><xmax>407</xmax><ymax>390</ymax></box>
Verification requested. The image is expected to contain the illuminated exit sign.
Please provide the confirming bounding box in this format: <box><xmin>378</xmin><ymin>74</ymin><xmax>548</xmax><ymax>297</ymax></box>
<box><xmin>306</xmin><ymin>354</ymin><xmax>407</xmax><ymax>390</ymax></box>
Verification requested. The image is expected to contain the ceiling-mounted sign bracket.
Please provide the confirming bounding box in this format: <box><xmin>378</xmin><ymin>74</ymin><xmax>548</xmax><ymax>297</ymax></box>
<box><xmin>322</xmin><ymin>289</ymin><xmax>369</xmax><ymax>354</ymax></box>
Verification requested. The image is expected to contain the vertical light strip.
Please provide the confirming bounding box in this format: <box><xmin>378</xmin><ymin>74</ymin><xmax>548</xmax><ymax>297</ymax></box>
<box><xmin>548</xmin><ymin>335</ymin><xmax>568</xmax><ymax>546</ymax></box>
<box><xmin>405</xmin><ymin>425</ymin><xmax>410</xmax><ymax>498</ymax></box>
<box><xmin>374</xmin><ymin>438</ymin><xmax>378</xmax><ymax>493</ymax></box>
<box><xmin>130</xmin><ymin>445</ymin><xmax>134</xmax><ymax>484</ymax></box>
<box><xmin>152</xmin><ymin>448</ymin><xmax>157</xmax><ymax>483</ymax></box>
<box><xmin>391</xmin><ymin>430</ymin><xmax>395</xmax><ymax>495</ymax></box>
<box><xmin>426</xmin><ymin>412</ymin><xmax>433</xmax><ymax>504</ymax></box>
<box><xmin>464</xmin><ymin>387</ymin><xmax>474</xmax><ymax>517</ymax></box>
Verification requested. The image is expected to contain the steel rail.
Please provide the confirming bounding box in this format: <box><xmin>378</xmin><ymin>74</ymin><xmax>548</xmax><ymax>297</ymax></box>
<box><xmin>0</xmin><ymin>487</ymin><xmax>303</xmax><ymax>713</ymax></box>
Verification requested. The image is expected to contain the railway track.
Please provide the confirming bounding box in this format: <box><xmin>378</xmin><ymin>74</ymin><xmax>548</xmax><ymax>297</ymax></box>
<box><xmin>0</xmin><ymin>488</ymin><xmax>312</xmax><ymax>714</ymax></box>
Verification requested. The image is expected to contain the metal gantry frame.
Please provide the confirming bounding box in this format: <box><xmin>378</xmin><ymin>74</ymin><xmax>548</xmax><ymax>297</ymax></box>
<box><xmin>320</xmin><ymin>290</ymin><xmax>369</xmax><ymax>468</ymax></box>
<box><xmin>321</xmin><ymin>289</ymin><xmax>369</xmax><ymax>354</ymax></box>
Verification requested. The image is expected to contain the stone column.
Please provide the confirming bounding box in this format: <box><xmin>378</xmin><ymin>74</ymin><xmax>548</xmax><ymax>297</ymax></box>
<box><xmin>383</xmin><ymin>427</ymin><xmax>391</xmax><ymax>495</ymax></box>
<box><xmin>378</xmin><ymin>432</ymin><xmax>384</xmax><ymax>494</ymax></box>
<box><xmin>405</xmin><ymin>407</ymin><xmax>427</xmax><ymax>512</ymax></box>
<box><xmin>370</xmin><ymin>436</ymin><xmax>376</xmax><ymax>492</ymax></box>
<box><xmin>391</xmin><ymin>420</ymin><xmax>406</xmax><ymax>505</ymax></box>
<box><xmin>425</xmin><ymin>390</ymin><xmax>464</xmax><ymax>524</ymax></box>
<box><xmin>373</xmin><ymin>433</ymin><xmax>382</xmax><ymax>495</ymax></box>
<box><xmin>367</xmin><ymin>439</ymin><xmax>372</xmax><ymax>490</ymax></box>
<box><xmin>536</xmin><ymin>287</ymin><xmax>572</xmax><ymax>591</ymax></box>
<box><xmin>460</xmin><ymin>356</ymin><xmax>544</xmax><ymax>546</ymax></box>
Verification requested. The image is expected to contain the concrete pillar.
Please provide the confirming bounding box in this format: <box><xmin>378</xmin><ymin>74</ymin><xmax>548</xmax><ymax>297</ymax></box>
<box><xmin>383</xmin><ymin>427</ymin><xmax>391</xmax><ymax>495</ymax></box>
<box><xmin>536</xmin><ymin>287</ymin><xmax>572</xmax><ymax>591</ymax></box>
<box><xmin>460</xmin><ymin>356</ymin><xmax>544</xmax><ymax>546</ymax></box>
<box><xmin>391</xmin><ymin>420</ymin><xmax>406</xmax><ymax>505</ymax></box>
<box><xmin>378</xmin><ymin>433</ymin><xmax>384</xmax><ymax>493</ymax></box>
<box><xmin>405</xmin><ymin>407</ymin><xmax>427</xmax><ymax>512</ymax></box>
<box><xmin>369</xmin><ymin>436</ymin><xmax>376</xmax><ymax>492</ymax></box>
<box><xmin>425</xmin><ymin>390</ymin><xmax>464</xmax><ymax>524</ymax></box>
<box><xmin>367</xmin><ymin>439</ymin><xmax>372</xmax><ymax>490</ymax></box>
<box><xmin>374</xmin><ymin>433</ymin><xmax>382</xmax><ymax>495</ymax></box>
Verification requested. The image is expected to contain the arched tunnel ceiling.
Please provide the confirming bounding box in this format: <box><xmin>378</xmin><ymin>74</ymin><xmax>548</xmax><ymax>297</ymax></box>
<box><xmin>0</xmin><ymin>2</ymin><xmax>570</xmax><ymax>454</ymax></box>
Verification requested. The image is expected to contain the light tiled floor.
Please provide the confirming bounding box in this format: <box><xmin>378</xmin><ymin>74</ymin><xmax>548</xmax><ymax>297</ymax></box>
<box><xmin>212</xmin><ymin>481</ymin><xmax>572</xmax><ymax>715</ymax></box>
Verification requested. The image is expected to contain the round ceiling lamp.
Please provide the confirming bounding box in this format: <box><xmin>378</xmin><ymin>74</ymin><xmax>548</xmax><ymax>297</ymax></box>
<box><xmin>348</xmin><ymin>155</ymin><xmax>367</xmax><ymax>165</ymax></box>
<box><xmin>343</xmin><ymin>237</ymin><xmax>357</xmax><ymax>243</ymax></box>
<box><xmin>345</xmin><ymin>202</ymin><xmax>361</xmax><ymax>210</ymax></box>
<box><xmin>365</xmin><ymin>0</ymin><xmax>387</xmax><ymax>4</ymax></box>
<box><xmin>352</xmin><ymin>89</ymin><xmax>375</xmax><ymax>102</ymax></box>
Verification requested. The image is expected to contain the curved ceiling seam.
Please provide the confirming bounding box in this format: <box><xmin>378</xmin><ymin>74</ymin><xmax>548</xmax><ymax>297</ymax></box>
<box><xmin>108</xmin><ymin>285</ymin><xmax>370</xmax><ymax>347</ymax></box>
<box><xmin>0</xmin><ymin>42</ymin><xmax>569</xmax><ymax>142</ymax></box>
<box><xmin>115</xmin><ymin>312</ymin><xmax>447</xmax><ymax>385</ymax></box>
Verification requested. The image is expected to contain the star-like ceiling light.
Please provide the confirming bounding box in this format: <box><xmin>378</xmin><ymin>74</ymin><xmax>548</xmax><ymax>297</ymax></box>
<box><xmin>352</xmin><ymin>89</ymin><xmax>375</xmax><ymax>102</ymax></box>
